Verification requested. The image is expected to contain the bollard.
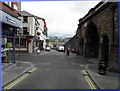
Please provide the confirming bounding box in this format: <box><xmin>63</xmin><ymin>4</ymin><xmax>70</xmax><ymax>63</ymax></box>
<box><xmin>98</xmin><ymin>40</ymin><xmax>107</xmax><ymax>75</ymax></box>
<box><xmin>98</xmin><ymin>61</ymin><xmax>107</xmax><ymax>75</ymax></box>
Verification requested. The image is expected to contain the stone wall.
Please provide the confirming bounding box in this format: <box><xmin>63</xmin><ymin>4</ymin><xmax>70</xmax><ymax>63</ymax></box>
<box><xmin>65</xmin><ymin>2</ymin><xmax>118</xmax><ymax>72</ymax></box>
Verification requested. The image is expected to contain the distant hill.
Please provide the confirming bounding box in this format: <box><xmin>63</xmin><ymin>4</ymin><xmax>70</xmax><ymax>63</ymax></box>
<box><xmin>48</xmin><ymin>35</ymin><xmax>73</xmax><ymax>40</ymax></box>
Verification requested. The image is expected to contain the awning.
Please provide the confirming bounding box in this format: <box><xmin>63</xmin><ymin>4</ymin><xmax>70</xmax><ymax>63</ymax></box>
<box><xmin>0</xmin><ymin>10</ymin><xmax>22</xmax><ymax>28</ymax></box>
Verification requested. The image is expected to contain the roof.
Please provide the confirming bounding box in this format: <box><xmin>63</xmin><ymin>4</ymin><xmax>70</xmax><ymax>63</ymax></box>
<box><xmin>34</xmin><ymin>16</ymin><xmax>45</xmax><ymax>20</ymax></box>
<box><xmin>34</xmin><ymin>15</ymin><xmax>47</xmax><ymax>26</ymax></box>
<box><xmin>18</xmin><ymin>10</ymin><xmax>34</xmax><ymax>17</ymax></box>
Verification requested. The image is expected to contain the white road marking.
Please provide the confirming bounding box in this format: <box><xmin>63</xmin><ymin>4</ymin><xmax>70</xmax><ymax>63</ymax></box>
<box><xmin>39</xmin><ymin>63</ymin><xmax>50</xmax><ymax>65</ymax></box>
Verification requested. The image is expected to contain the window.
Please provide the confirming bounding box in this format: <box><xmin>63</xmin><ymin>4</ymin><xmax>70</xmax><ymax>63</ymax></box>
<box><xmin>20</xmin><ymin>39</ymin><xmax>26</xmax><ymax>47</ymax></box>
<box><xmin>15</xmin><ymin>38</ymin><xmax>26</xmax><ymax>47</ymax></box>
<box><xmin>23</xmin><ymin>27</ymin><xmax>28</xmax><ymax>35</ymax></box>
<box><xmin>23</xmin><ymin>16</ymin><xmax>28</xmax><ymax>23</ymax></box>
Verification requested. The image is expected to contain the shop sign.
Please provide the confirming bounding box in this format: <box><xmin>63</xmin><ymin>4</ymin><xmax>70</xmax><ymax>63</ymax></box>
<box><xmin>1</xmin><ymin>10</ymin><xmax>22</xmax><ymax>28</ymax></box>
<box><xmin>6</xmin><ymin>16</ymin><xmax>16</xmax><ymax>24</ymax></box>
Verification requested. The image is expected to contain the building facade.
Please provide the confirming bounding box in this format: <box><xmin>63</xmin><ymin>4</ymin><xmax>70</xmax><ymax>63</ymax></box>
<box><xmin>16</xmin><ymin>11</ymin><xmax>48</xmax><ymax>53</ymax></box>
<box><xmin>0</xmin><ymin>2</ymin><xmax>22</xmax><ymax>63</ymax></box>
<box><xmin>16</xmin><ymin>11</ymin><xmax>36</xmax><ymax>53</ymax></box>
<box><xmin>35</xmin><ymin>16</ymin><xmax>48</xmax><ymax>50</ymax></box>
<box><xmin>65</xmin><ymin>1</ymin><xmax>118</xmax><ymax>72</ymax></box>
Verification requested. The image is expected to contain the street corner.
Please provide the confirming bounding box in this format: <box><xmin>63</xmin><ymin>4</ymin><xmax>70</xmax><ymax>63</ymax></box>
<box><xmin>2</xmin><ymin>61</ymin><xmax>37</xmax><ymax>89</ymax></box>
<box><xmin>17</xmin><ymin>61</ymin><xmax>36</xmax><ymax>75</ymax></box>
<box><xmin>2</xmin><ymin>67</ymin><xmax>37</xmax><ymax>90</ymax></box>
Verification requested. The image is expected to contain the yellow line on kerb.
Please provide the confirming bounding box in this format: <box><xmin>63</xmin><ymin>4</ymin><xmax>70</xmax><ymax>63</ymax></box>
<box><xmin>28</xmin><ymin>67</ymin><xmax>37</xmax><ymax>73</ymax></box>
<box><xmin>84</xmin><ymin>76</ymin><xmax>93</xmax><ymax>89</ymax></box>
<box><xmin>3</xmin><ymin>67</ymin><xmax>37</xmax><ymax>90</ymax></box>
<box><xmin>82</xmin><ymin>70</ymin><xmax>97</xmax><ymax>89</ymax></box>
<box><xmin>3</xmin><ymin>74</ymin><xmax>29</xmax><ymax>89</ymax></box>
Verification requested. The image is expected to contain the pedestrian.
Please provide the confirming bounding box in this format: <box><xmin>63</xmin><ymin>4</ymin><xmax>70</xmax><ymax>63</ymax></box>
<box><xmin>66</xmin><ymin>48</ymin><xmax>70</xmax><ymax>56</ymax></box>
<box><xmin>76</xmin><ymin>49</ymin><xmax>79</xmax><ymax>55</ymax></box>
<box><xmin>37</xmin><ymin>48</ymin><xmax>41</xmax><ymax>54</ymax></box>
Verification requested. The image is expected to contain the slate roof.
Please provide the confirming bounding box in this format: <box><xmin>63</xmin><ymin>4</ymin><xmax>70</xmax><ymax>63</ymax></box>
<box><xmin>18</xmin><ymin>10</ymin><xmax>34</xmax><ymax>17</ymax></box>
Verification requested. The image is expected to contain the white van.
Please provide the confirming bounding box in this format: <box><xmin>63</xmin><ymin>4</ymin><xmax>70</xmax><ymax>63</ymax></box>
<box><xmin>58</xmin><ymin>46</ymin><xmax>64</xmax><ymax>52</ymax></box>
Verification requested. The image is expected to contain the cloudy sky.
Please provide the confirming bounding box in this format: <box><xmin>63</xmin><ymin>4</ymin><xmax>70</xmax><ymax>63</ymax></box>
<box><xmin>21</xmin><ymin>1</ymin><xmax>100</xmax><ymax>38</ymax></box>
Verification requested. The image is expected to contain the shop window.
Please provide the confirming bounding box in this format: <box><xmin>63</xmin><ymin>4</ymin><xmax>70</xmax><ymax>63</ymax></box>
<box><xmin>23</xmin><ymin>16</ymin><xmax>28</xmax><ymax>23</ymax></box>
<box><xmin>2</xmin><ymin>28</ymin><xmax>13</xmax><ymax>36</ymax></box>
<box><xmin>20</xmin><ymin>39</ymin><xmax>26</xmax><ymax>47</ymax></box>
<box><xmin>15</xmin><ymin>38</ymin><xmax>26</xmax><ymax>47</ymax></box>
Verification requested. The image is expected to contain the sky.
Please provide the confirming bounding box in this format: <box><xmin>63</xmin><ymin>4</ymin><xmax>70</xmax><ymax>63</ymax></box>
<box><xmin>21</xmin><ymin>1</ymin><xmax>100</xmax><ymax>38</ymax></box>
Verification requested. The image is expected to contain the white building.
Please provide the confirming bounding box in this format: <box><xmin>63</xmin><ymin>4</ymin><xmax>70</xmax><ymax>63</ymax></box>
<box><xmin>15</xmin><ymin>11</ymin><xmax>48</xmax><ymax>53</ymax></box>
<box><xmin>34</xmin><ymin>16</ymin><xmax>48</xmax><ymax>50</ymax></box>
<box><xmin>16</xmin><ymin>11</ymin><xmax>36</xmax><ymax>53</ymax></box>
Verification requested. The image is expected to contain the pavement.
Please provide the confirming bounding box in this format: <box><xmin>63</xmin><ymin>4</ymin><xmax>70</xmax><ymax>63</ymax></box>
<box><xmin>85</xmin><ymin>58</ymin><xmax>119</xmax><ymax>89</ymax></box>
<box><xmin>2</xmin><ymin>61</ymin><xmax>35</xmax><ymax>87</ymax></box>
<box><xmin>1</xmin><ymin>54</ymin><xmax>119</xmax><ymax>89</ymax></box>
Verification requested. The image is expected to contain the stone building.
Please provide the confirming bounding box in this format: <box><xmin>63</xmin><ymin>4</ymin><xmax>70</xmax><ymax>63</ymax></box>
<box><xmin>66</xmin><ymin>1</ymin><xmax>118</xmax><ymax>72</ymax></box>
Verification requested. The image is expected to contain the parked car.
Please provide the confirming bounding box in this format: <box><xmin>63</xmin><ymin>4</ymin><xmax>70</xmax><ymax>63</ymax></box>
<box><xmin>58</xmin><ymin>46</ymin><xmax>64</xmax><ymax>52</ymax></box>
<box><xmin>45</xmin><ymin>47</ymin><xmax>50</xmax><ymax>51</ymax></box>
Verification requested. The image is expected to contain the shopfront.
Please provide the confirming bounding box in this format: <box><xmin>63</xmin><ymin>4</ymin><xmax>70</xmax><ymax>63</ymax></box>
<box><xmin>1</xmin><ymin>10</ymin><xmax>22</xmax><ymax>64</ymax></box>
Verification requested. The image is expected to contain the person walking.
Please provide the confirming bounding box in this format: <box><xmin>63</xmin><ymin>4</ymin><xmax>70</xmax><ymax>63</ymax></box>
<box><xmin>66</xmin><ymin>48</ymin><xmax>70</xmax><ymax>56</ymax></box>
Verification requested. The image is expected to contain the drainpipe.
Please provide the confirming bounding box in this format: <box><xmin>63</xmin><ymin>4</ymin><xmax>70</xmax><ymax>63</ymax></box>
<box><xmin>13</xmin><ymin>28</ymin><xmax>16</xmax><ymax>63</ymax></box>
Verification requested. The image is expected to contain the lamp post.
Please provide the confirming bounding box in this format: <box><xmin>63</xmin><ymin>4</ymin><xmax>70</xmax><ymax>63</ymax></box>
<box><xmin>18</xmin><ymin>26</ymin><xmax>23</xmax><ymax>67</ymax></box>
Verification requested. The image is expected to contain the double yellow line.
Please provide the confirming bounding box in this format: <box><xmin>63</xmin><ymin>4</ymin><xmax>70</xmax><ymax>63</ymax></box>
<box><xmin>3</xmin><ymin>67</ymin><xmax>37</xmax><ymax>90</ymax></box>
<box><xmin>82</xmin><ymin>70</ymin><xmax>97</xmax><ymax>89</ymax></box>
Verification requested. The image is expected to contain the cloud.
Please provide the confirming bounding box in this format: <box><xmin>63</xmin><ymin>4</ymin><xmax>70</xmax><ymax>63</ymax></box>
<box><xmin>21</xmin><ymin>1</ymin><xmax>99</xmax><ymax>38</ymax></box>
<box><xmin>71</xmin><ymin>1</ymin><xmax>100</xmax><ymax>13</ymax></box>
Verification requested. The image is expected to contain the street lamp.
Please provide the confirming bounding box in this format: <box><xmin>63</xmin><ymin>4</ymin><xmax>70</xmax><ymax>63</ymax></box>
<box><xmin>18</xmin><ymin>26</ymin><xmax>23</xmax><ymax>67</ymax></box>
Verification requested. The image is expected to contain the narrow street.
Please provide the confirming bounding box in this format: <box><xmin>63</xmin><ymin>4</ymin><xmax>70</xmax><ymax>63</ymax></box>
<box><xmin>12</xmin><ymin>50</ymin><xmax>94</xmax><ymax>89</ymax></box>
<box><xmin>1</xmin><ymin>1</ymin><xmax>119</xmax><ymax>90</ymax></box>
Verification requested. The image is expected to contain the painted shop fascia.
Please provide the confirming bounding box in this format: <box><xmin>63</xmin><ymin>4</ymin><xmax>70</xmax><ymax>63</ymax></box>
<box><xmin>1</xmin><ymin>9</ymin><xmax>22</xmax><ymax>28</ymax></box>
